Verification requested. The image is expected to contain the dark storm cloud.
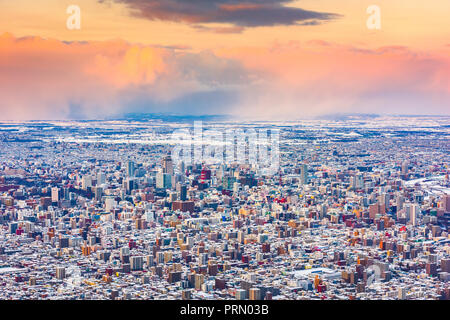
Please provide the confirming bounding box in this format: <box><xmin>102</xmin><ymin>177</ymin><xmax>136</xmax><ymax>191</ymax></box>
<box><xmin>103</xmin><ymin>0</ymin><xmax>339</xmax><ymax>29</ymax></box>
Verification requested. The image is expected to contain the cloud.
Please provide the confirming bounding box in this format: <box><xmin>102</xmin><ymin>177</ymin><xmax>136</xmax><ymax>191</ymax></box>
<box><xmin>0</xmin><ymin>33</ymin><xmax>250</xmax><ymax>120</ymax></box>
<box><xmin>215</xmin><ymin>41</ymin><xmax>450</xmax><ymax>118</ymax></box>
<box><xmin>1</xmin><ymin>33</ymin><xmax>449</xmax><ymax>120</ymax></box>
<box><xmin>193</xmin><ymin>24</ymin><xmax>245</xmax><ymax>34</ymax></box>
<box><xmin>102</xmin><ymin>0</ymin><xmax>339</xmax><ymax>31</ymax></box>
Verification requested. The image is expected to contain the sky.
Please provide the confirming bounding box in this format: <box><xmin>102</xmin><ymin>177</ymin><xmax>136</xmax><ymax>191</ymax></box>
<box><xmin>0</xmin><ymin>0</ymin><xmax>449</xmax><ymax>120</ymax></box>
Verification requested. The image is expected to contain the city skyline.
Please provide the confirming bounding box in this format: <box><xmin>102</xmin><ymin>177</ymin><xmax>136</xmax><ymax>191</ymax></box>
<box><xmin>0</xmin><ymin>0</ymin><xmax>449</xmax><ymax>120</ymax></box>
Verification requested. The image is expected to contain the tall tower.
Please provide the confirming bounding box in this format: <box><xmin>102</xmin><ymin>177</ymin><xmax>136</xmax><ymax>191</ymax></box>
<box><xmin>396</xmin><ymin>195</ymin><xmax>404</xmax><ymax>211</ymax></box>
<box><xmin>162</xmin><ymin>155</ymin><xmax>174</xmax><ymax>175</ymax></box>
<box><xmin>126</xmin><ymin>160</ymin><xmax>135</xmax><ymax>177</ymax></box>
<box><xmin>411</xmin><ymin>204</ymin><xmax>420</xmax><ymax>226</ymax></box>
<box><xmin>300</xmin><ymin>164</ymin><xmax>308</xmax><ymax>185</ymax></box>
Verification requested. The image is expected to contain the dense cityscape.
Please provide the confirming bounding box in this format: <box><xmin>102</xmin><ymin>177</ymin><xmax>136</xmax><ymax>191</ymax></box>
<box><xmin>0</xmin><ymin>115</ymin><xmax>449</xmax><ymax>300</ymax></box>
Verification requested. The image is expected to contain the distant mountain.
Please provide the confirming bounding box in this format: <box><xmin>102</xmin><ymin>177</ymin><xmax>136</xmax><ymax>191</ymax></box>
<box><xmin>109</xmin><ymin>113</ymin><xmax>231</xmax><ymax>122</ymax></box>
<box><xmin>316</xmin><ymin>113</ymin><xmax>381</xmax><ymax>121</ymax></box>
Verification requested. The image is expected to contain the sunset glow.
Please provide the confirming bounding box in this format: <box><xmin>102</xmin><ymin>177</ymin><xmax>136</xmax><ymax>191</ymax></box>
<box><xmin>0</xmin><ymin>0</ymin><xmax>449</xmax><ymax>119</ymax></box>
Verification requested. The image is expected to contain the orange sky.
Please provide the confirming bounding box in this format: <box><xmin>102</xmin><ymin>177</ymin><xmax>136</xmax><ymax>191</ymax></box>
<box><xmin>1</xmin><ymin>0</ymin><xmax>449</xmax><ymax>50</ymax></box>
<box><xmin>0</xmin><ymin>0</ymin><xmax>449</xmax><ymax>119</ymax></box>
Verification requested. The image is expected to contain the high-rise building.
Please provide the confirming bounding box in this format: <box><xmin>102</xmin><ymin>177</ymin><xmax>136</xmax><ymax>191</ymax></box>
<box><xmin>179</xmin><ymin>161</ymin><xmax>186</xmax><ymax>175</ymax></box>
<box><xmin>130</xmin><ymin>256</ymin><xmax>143</xmax><ymax>271</ymax></box>
<box><xmin>105</xmin><ymin>197</ymin><xmax>116</xmax><ymax>212</ymax></box>
<box><xmin>97</xmin><ymin>172</ymin><xmax>106</xmax><ymax>185</ymax></box>
<box><xmin>169</xmin><ymin>192</ymin><xmax>178</xmax><ymax>202</ymax></box>
<box><xmin>235</xmin><ymin>289</ymin><xmax>247</xmax><ymax>300</ymax></box>
<box><xmin>411</xmin><ymin>204</ymin><xmax>420</xmax><ymax>226</ymax></box>
<box><xmin>146</xmin><ymin>255</ymin><xmax>154</xmax><ymax>268</ymax></box>
<box><xmin>120</xmin><ymin>247</ymin><xmax>130</xmax><ymax>262</ymax></box>
<box><xmin>162</xmin><ymin>155</ymin><xmax>174</xmax><ymax>175</ymax></box>
<box><xmin>249</xmin><ymin>288</ymin><xmax>261</xmax><ymax>300</ymax></box>
<box><xmin>51</xmin><ymin>187</ymin><xmax>59</xmax><ymax>203</ymax></box>
<box><xmin>81</xmin><ymin>175</ymin><xmax>92</xmax><ymax>190</ymax></box>
<box><xmin>396</xmin><ymin>195</ymin><xmax>404</xmax><ymax>211</ymax></box>
<box><xmin>155</xmin><ymin>251</ymin><xmax>164</xmax><ymax>264</ymax></box>
<box><xmin>8</xmin><ymin>222</ymin><xmax>18</xmax><ymax>234</ymax></box>
<box><xmin>172</xmin><ymin>200</ymin><xmax>194</xmax><ymax>213</ymax></box>
<box><xmin>126</xmin><ymin>160</ymin><xmax>135</xmax><ymax>177</ymax></box>
<box><xmin>300</xmin><ymin>164</ymin><xmax>308</xmax><ymax>185</ymax></box>
<box><xmin>156</xmin><ymin>172</ymin><xmax>172</xmax><ymax>189</ymax></box>
<box><xmin>398</xmin><ymin>287</ymin><xmax>406</xmax><ymax>300</ymax></box>
<box><xmin>177</xmin><ymin>183</ymin><xmax>187</xmax><ymax>201</ymax></box>
<box><xmin>401</xmin><ymin>160</ymin><xmax>408</xmax><ymax>176</ymax></box>
<box><xmin>442</xmin><ymin>194</ymin><xmax>450</xmax><ymax>213</ymax></box>
<box><xmin>195</xmin><ymin>274</ymin><xmax>204</xmax><ymax>290</ymax></box>
<box><xmin>181</xmin><ymin>289</ymin><xmax>192</xmax><ymax>300</ymax></box>
<box><xmin>56</xmin><ymin>267</ymin><xmax>66</xmax><ymax>280</ymax></box>
<box><xmin>379</xmin><ymin>193</ymin><xmax>390</xmax><ymax>212</ymax></box>
<box><xmin>405</xmin><ymin>203</ymin><xmax>420</xmax><ymax>226</ymax></box>
<box><xmin>63</xmin><ymin>187</ymin><xmax>70</xmax><ymax>200</ymax></box>
<box><xmin>355</xmin><ymin>173</ymin><xmax>364</xmax><ymax>189</ymax></box>
<box><xmin>94</xmin><ymin>186</ymin><xmax>103</xmax><ymax>201</ymax></box>
<box><xmin>441</xmin><ymin>258</ymin><xmax>450</xmax><ymax>273</ymax></box>
<box><xmin>369</xmin><ymin>203</ymin><xmax>385</xmax><ymax>218</ymax></box>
